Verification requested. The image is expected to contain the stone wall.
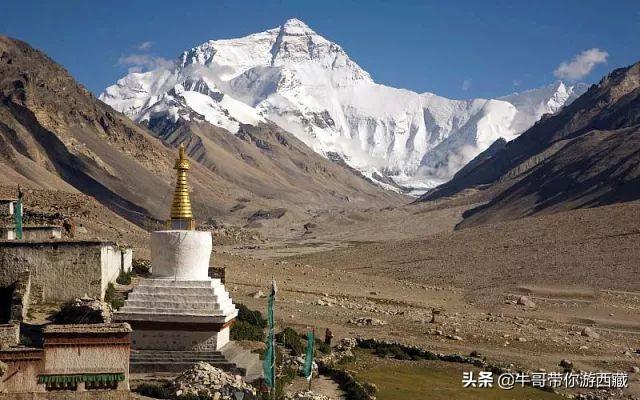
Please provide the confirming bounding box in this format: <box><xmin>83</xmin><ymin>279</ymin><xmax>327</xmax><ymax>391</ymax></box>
<box><xmin>0</xmin><ymin>324</ymin><xmax>131</xmax><ymax>398</ymax></box>
<box><xmin>131</xmin><ymin>328</ymin><xmax>228</xmax><ymax>351</ymax></box>
<box><xmin>0</xmin><ymin>227</ymin><xmax>63</xmax><ymax>241</ymax></box>
<box><xmin>0</xmin><ymin>229</ymin><xmax>15</xmax><ymax>240</ymax></box>
<box><xmin>10</xmin><ymin>271</ymin><xmax>30</xmax><ymax>321</ymax></box>
<box><xmin>0</xmin><ymin>201</ymin><xmax>15</xmax><ymax>216</ymax></box>
<box><xmin>43</xmin><ymin>345</ymin><xmax>130</xmax><ymax>385</ymax></box>
<box><xmin>0</xmin><ymin>391</ymin><xmax>131</xmax><ymax>400</ymax></box>
<box><xmin>101</xmin><ymin>245</ymin><xmax>121</xmax><ymax>298</ymax></box>
<box><xmin>121</xmin><ymin>248</ymin><xmax>132</xmax><ymax>274</ymax></box>
<box><xmin>0</xmin><ymin>349</ymin><xmax>44</xmax><ymax>393</ymax></box>
<box><xmin>0</xmin><ymin>324</ymin><xmax>19</xmax><ymax>347</ymax></box>
<box><xmin>0</xmin><ymin>241</ymin><xmax>129</xmax><ymax>302</ymax></box>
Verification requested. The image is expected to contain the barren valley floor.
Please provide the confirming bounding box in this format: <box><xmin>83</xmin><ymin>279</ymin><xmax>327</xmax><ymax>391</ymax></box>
<box><xmin>219</xmin><ymin>200</ymin><xmax>640</xmax><ymax>397</ymax></box>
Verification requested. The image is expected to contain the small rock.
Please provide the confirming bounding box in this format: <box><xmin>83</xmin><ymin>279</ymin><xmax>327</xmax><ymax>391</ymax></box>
<box><xmin>560</xmin><ymin>359</ymin><xmax>573</xmax><ymax>370</ymax></box>
<box><xmin>348</xmin><ymin>317</ymin><xmax>386</xmax><ymax>326</ymax></box>
<box><xmin>517</xmin><ymin>296</ymin><xmax>536</xmax><ymax>308</ymax></box>
<box><xmin>581</xmin><ymin>327</ymin><xmax>600</xmax><ymax>339</ymax></box>
<box><xmin>629</xmin><ymin>366</ymin><xmax>640</xmax><ymax>374</ymax></box>
<box><xmin>250</xmin><ymin>290</ymin><xmax>266</xmax><ymax>299</ymax></box>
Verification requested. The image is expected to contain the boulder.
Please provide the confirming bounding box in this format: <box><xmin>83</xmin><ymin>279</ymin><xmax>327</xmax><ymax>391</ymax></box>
<box><xmin>516</xmin><ymin>296</ymin><xmax>536</xmax><ymax>308</ymax></box>
<box><xmin>250</xmin><ymin>290</ymin><xmax>266</xmax><ymax>299</ymax></box>
<box><xmin>559</xmin><ymin>359</ymin><xmax>573</xmax><ymax>370</ymax></box>
<box><xmin>581</xmin><ymin>327</ymin><xmax>600</xmax><ymax>339</ymax></box>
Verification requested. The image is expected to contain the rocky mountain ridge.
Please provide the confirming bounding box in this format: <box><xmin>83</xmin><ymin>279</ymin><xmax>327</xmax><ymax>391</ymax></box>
<box><xmin>419</xmin><ymin>61</ymin><xmax>640</xmax><ymax>227</ymax></box>
<box><xmin>0</xmin><ymin>35</ymin><xmax>400</xmax><ymax>230</ymax></box>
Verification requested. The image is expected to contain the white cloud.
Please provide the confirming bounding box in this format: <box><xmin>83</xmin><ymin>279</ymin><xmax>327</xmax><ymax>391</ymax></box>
<box><xmin>461</xmin><ymin>79</ymin><xmax>472</xmax><ymax>91</ymax></box>
<box><xmin>137</xmin><ymin>41</ymin><xmax>153</xmax><ymax>51</ymax></box>
<box><xmin>117</xmin><ymin>54</ymin><xmax>174</xmax><ymax>73</ymax></box>
<box><xmin>512</xmin><ymin>80</ymin><xmax>521</xmax><ymax>87</ymax></box>
<box><xmin>554</xmin><ymin>48</ymin><xmax>608</xmax><ymax>81</ymax></box>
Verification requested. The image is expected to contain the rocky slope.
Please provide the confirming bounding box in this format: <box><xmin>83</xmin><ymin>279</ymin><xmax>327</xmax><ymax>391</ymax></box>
<box><xmin>0</xmin><ymin>36</ymin><xmax>400</xmax><ymax>230</ymax></box>
<box><xmin>419</xmin><ymin>61</ymin><xmax>640</xmax><ymax>228</ymax></box>
<box><xmin>101</xmin><ymin>18</ymin><xmax>586</xmax><ymax>192</ymax></box>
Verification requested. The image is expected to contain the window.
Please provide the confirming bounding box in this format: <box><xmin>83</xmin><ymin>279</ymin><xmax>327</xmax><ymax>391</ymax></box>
<box><xmin>45</xmin><ymin>381</ymin><xmax>78</xmax><ymax>392</ymax></box>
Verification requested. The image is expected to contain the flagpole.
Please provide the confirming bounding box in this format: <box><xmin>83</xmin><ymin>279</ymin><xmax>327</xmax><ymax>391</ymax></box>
<box><xmin>308</xmin><ymin>327</ymin><xmax>315</xmax><ymax>392</ymax></box>
<box><xmin>272</xmin><ymin>278</ymin><xmax>276</xmax><ymax>400</ymax></box>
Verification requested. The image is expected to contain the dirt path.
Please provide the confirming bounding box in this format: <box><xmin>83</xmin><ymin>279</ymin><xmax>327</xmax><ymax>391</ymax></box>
<box><xmin>286</xmin><ymin>374</ymin><xmax>346</xmax><ymax>399</ymax></box>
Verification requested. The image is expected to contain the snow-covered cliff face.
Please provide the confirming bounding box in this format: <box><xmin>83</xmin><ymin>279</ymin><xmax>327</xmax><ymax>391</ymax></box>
<box><xmin>100</xmin><ymin>18</ymin><xmax>587</xmax><ymax>192</ymax></box>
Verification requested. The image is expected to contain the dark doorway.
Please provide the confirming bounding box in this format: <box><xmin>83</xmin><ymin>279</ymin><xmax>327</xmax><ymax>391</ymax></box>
<box><xmin>0</xmin><ymin>285</ymin><xmax>14</xmax><ymax>323</ymax></box>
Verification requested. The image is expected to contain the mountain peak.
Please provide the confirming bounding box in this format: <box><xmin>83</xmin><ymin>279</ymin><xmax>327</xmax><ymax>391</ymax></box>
<box><xmin>102</xmin><ymin>22</ymin><xmax>587</xmax><ymax>193</ymax></box>
<box><xmin>280</xmin><ymin>18</ymin><xmax>313</xmax><ymax>34</ymax></box>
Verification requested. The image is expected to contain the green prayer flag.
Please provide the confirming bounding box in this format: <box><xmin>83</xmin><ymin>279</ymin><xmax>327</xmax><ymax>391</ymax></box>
<box><xmin>262</xmin><ymin>279</ymin><xmax>277</xmax><ymax>388</ymax></box>
<box><xmin>303</xmin><ymin>330</ymin><xmax>314</xmax><ymax>380</ymax></box>
<box><xmin>15</xmin><ymin>199</ymin><xmax>22</xmax><ymax>240</ymax></box>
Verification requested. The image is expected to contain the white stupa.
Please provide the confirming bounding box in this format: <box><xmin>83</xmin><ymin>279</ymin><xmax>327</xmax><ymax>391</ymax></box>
<box><xmin>115</xmin><ymin>145</ymin><xmax>238</xmax><ymax>351</ymax></box>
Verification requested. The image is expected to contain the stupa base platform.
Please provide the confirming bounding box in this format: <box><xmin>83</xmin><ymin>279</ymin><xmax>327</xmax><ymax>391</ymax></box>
<box><xmin>114</xmin><ymin>278</ymin><xmax>237</xmax><ymax>351</ymax></box>
<box><xmin>130</xmin><ymin>342</ymin><xmax>263</xmax><ymax>382</ymax></box>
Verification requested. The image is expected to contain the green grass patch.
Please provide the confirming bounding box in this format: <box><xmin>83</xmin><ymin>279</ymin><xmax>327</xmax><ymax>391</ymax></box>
<box><xmin>346</xmin><ymin>351</ymin><xmax>563</xmax><ymax>400</ymax></box>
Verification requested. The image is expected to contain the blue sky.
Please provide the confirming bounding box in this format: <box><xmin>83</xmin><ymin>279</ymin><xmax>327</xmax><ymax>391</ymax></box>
<box><xmin>2</xmin><ymin>0</ymin><xmax>639</xmax><ymax>99</ymax></box>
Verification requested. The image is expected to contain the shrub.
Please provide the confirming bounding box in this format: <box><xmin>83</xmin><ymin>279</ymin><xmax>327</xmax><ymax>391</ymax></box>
<box><xmin>315</xmin><ymin>338</ymin><xmax>331</xmax><ymax>354</ymax></box>
<box><xmin>116</xmin><ymin>269</ymin><xmax>132</xmax><ymax>285</ymax></box>
<box><xmin>276</xmin><ymin>327</ymin><xmax>305</xmax><ymax>356</ymax></box>
<box><xmin>104</xmin><ymin>282</ymin><xmax>123</xmax><ymax>310</ymax></box>
<box><xmin>236</xmin><ymin>303</ymin><xmax>267</xmax><ymax>328</ymax></box>
<box><xmin>110</xmin><ymin>298</ymin><xmax>124</xmax><ymax>310</ymax></box>
<box><xmin>136</xmin><ymin>383</ymin><xmax>171</xmax><ymax>399</ymax></box>
<box><xmin>104</xmin><ymin>283</ymin><xmax>116</xmax><ymax>302</ymax></box>
<box><xmin>231</xmin><ymin>320</ymin><xmax>265</xmax><ymax>341</ymax></box>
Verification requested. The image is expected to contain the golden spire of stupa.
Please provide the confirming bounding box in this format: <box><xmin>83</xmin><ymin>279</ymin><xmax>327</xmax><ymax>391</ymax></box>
<box><xmin>168</xmin><ymin>144</ymin><xmax>195</xmax><ymax>230</ymax></box>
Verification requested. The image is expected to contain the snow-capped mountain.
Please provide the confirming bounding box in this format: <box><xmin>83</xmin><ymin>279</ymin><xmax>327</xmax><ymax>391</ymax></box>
<box><xmin>101</xmin><ymin>18</ymin><xmax>587</xmax><ymax>192</ymax></box>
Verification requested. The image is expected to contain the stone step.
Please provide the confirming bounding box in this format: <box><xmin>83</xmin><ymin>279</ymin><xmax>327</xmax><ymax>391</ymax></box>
<box><xmin>130</xmin><ymin>362</ymin><xmax>242</xmax><ymax>374</ymax></box>
<box><xmin>220</xmin><ymin>342</ymin><xmax>263</xmax><ymax>383</ymax></box>
<box><xmin>127</xmin><ymin>293</ymin><xmax>223</xmax><ymax>302</ymax></box>
<box><xmin>136</xmin><ymin>280</ymin><xmax>218</xmax><ymax>288</ymax></box>
<box><xmin>129</xmin><ymin>350</ymin><xmax>245</xmax><ymax>375</ymax></box>
<box><xmin>116</xmin><ymin>307</ymin><xmax>229</xmax><ymax>316</ymax></box>
<box><xmin>131</xmin><ymin>287</ymin><xmax>218</xmax><ymax>295</ymax></box>
<box><xmin>123</xmin><ymin>300</ymin><xmax>223</xmax><ymax>310</ymax></box>
<box><xmin>132</xmin><ymin>356</ymin><xmax>229</xmax><ymax>363</ymax></box>
<box><xmin>128</xmin><ymin>291</ymin><xmax>232</xmax><ymax>305</ymax></box>
<box><xmin>131</xmin><ymin>350</ymin><xmax>224</xmax><ymax>356</ymax></box>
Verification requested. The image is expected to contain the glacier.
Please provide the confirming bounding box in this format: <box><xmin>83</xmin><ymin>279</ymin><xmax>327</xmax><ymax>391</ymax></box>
<box><xmin>100</xmin><ymin>18</ymin><xmax>587</xmax><ymax>193</ymax></box>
